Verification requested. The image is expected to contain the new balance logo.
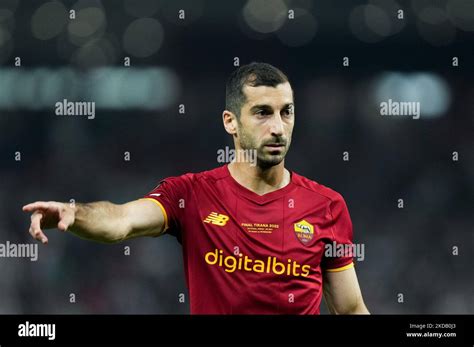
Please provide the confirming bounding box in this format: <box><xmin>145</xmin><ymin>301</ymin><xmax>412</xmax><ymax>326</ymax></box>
<box><xmin>204</xmin><ymin>212</ymin><xmax>229</xmax><ymax>226</ymax></box>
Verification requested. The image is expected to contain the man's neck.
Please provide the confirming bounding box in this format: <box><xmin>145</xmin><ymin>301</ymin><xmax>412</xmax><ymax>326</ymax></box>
<box><xmin>227</xmin><ymin>161</ymin><xmax>291</xmax><ymax>196</ymax></box>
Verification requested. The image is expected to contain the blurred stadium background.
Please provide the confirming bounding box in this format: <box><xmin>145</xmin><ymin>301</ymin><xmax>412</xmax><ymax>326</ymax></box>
<box><xmin>0</xmin><ymin>0</ymin><xmax>473</xmax><ymax>314</ymax></box>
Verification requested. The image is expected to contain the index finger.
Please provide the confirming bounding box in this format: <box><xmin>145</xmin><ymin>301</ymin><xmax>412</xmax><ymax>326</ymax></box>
<box><xmin>23</xmin><ymin>201</ymin><xmax>51</xmax><ymax>212</ymax></box>
<box><xmin>30</xmin><ymin>212</ymin><xmax>48</xmax><ymax>244</ymax></box>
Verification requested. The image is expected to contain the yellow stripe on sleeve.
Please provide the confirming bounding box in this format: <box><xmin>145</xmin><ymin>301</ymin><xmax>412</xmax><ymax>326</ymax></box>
<box><xmin>325</xmin><ymin>262</ymin><xmax>354</xmax><ymax>273</ymax></box>
<box><xmin>140</xmin><ymin>198</ymin><xmax>169</xmax><ymax>232</ymax></box>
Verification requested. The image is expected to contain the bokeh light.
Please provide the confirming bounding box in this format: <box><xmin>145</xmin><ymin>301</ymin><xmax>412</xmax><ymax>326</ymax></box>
<box><xmin>123</xmin><ymin>18</ymin><xmax>163</xmax><ymax>58</ymax></box>
<box><xmin>446</xmin><ymin>0</ymin><xmax>474</xmax><ymax>31</ymax></box>
<box><xmin>349</xmin><ymin>2</ymin><xmax>406</xmax><ymax>43</ymax></box>
<box><xmin>31</xmin><ymin>2</ymin><xmax>68</xmax><ymax>40</ymax></box>
<box><xmin>68</xmin><ymin>6</ymin><xmax>107</xmax><ymax>46</ymax></box>
<box><xmin>417</xmin><ymin>7</ymin><xmax>456</xmax><ymax>46</ymax></box>
<box><xmin>0</xmin><ymin>67</ymin><xmax>180</xmax><ymax>111</ymax></box>
<box><xmin>349</xmin><ymin>5</ymin><xmax>385</xmax><ymax>43</ymax></box>
<box><xmin>243</xmin><ymin>0</ymin><xmax>287</xmax><ymax>34</ymax></box>
<box><xmin>123</xmin><ymin>0</ymin><xmax>163</xmax><ymax>18</ymax></box>
<box><xmin>372</xmin><ymin>72</ymin><xmax>451</xmax><ymax>118</ymax></box>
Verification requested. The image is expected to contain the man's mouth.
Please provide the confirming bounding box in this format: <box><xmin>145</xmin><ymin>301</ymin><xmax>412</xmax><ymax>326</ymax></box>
<box><xmin>264</xmin><ymin>143</ymin><xmax>285</xmax><ymax>152</ymax></box>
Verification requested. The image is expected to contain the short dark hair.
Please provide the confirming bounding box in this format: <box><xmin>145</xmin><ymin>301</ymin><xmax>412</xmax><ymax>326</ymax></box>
<box><xmin>225</xmin><ymin>62</ymin><xmax>290</xmax><ymax>117</ymax></box>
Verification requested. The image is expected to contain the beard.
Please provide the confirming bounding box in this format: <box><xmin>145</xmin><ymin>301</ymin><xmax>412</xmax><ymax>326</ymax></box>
<box><xmin>237</xmin><ymin>126</ymin><xmax>291</xmax><ymax>169</ymax></box>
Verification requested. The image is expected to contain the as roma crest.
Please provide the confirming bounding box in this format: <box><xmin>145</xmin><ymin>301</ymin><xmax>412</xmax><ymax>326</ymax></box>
<box><xmin>294</xmin><ymin>219</ymin><xmax>314</xmax><ymax>245</ymax></box>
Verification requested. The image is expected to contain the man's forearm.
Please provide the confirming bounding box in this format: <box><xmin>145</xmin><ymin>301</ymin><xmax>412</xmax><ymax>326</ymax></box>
<box><xmin>69</xmin><ymin>201</ymin><xmax>128</xmax><ymax>243</ymax></box>
<box><xmin>346</xmin><ymin>301</ymin><xmax>370</xmax><ymax>314</ymax></box>
<box><xmin>326</xmin><ymin>299</ymin><xmax>370</xmax><ymax>314</ymax></box>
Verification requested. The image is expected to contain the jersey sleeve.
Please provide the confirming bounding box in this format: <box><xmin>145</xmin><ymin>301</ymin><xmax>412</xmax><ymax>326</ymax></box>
<box><xmin>321</xmin><ymin>193</ymin><xmax>355</xmax><ymax>272</ymax></box>
<box><xmin>141</xmin><ymin>173</ymin><xmax>193</xmax><ymax>240</ymax></box>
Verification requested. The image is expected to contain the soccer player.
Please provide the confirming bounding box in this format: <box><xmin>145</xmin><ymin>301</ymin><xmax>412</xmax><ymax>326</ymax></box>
<box><xmin>23</xmin><ymin>62</ymin><xmax>369</xmax><ymax>315</ymax></box>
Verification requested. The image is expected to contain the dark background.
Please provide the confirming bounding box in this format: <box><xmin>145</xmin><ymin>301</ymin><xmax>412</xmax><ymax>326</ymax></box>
<box><xmin>0</xmin><ymin>0</ymin><xmax>472</xmax><ymax>314</ymax></box>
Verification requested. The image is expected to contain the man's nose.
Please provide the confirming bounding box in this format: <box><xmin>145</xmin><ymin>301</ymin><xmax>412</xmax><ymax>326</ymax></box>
<box><xmin>269</xmin><ymin>114</ymin><xmax>284</xmax><ymax>137</ymax></box>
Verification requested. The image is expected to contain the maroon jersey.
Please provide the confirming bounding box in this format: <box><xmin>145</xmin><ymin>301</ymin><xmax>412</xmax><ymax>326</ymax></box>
<box><xmin>142</xmin><ymin>165</ymin><xmax>354</xmax><ymax>314</ymax></box>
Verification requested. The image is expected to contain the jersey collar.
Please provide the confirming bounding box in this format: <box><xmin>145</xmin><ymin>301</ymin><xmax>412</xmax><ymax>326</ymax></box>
<box><xmin>224</xmin><ymin>164</ymin><xmax>296</xmax><ymax>205</ymax></box>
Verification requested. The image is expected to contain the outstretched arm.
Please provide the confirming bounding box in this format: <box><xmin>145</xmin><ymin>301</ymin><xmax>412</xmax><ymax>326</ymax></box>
<box><xmin>22</xmin><ymin>199</ymin><xmax>166</xmax><ymax>244</ymax></box>
<box><xmin>323</xmin><ymin>266</ymin><xmax>370</xmax><ymax>314</ymax></box>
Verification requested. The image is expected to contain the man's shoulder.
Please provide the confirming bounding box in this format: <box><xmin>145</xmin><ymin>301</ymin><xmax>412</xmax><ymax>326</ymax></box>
<box><xmin>163</xmin><ymin>165</ymin><xmax>228</xmax><ymax>185</ymax></box>
<box><xmin>292</xmin><ymin>171</ymin><xmax>344</xmax><ymax>203</ymax></box>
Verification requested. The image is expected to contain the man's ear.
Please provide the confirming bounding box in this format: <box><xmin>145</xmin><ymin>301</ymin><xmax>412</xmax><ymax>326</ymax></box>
<box><xmin>222</xmin><ymin>110</ymin><xmax>238</xmax><ymax>136</ymax></box>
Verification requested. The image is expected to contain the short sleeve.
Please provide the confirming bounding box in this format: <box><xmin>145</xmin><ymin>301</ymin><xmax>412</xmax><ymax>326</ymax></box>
<box><xmin>141</xmin><ymin>174</ymin><xmax>193</xmax><ymax>240</ymax></box>
<box><xmin>321</xmin><ymin>194</ymin><xmax>355</xmax><ymax>272</ymax></box>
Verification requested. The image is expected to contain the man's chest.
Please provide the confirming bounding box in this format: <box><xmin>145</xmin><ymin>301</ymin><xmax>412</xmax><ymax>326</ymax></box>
<box><xmin>183</xmin><ymin>188</ymin><xmax>334</xmax><ymax>269</ymax></box>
